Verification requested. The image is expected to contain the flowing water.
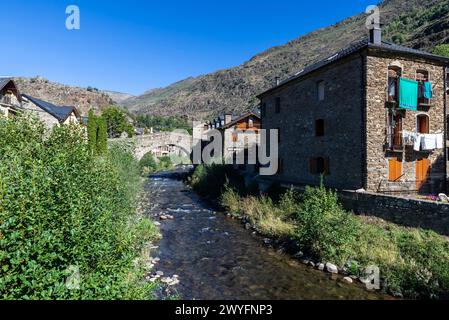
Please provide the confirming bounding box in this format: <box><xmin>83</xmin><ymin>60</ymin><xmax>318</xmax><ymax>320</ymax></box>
<box><xmin>146</xmin><ymin>171</ymin><xmax>389</xmax><ymax>300</ymax></box>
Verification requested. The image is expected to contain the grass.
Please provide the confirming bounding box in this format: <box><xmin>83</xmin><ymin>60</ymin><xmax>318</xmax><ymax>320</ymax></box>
<box><xmin>189</xmin><ymin>164</ymin><xmax>449</xmax><ymax>299</ymax></box>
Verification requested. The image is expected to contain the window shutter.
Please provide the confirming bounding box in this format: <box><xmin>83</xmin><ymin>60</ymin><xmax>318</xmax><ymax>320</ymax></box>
<box><xmin>324</xmin><ymin>158</ymin><xmax>330</xmax><ymax>175</ymax></box>
<box><xmin>310</xmin><ymin>158</ymin><xmax>317</xmax><ymax>175</ymax></box>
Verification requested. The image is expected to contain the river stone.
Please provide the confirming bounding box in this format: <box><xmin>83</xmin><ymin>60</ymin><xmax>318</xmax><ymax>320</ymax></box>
<box><xmin>245</xmin><ymin>223</ymin><xmax>252</xmax><ymax>230</ymax></box>
<box><xmin>160</xmin><ymin>215</ymin><xmax>168</xmax><ymax>221</ymax></box>
<box><xmin>308</xmin><ymin>261</ymin><xmax>316</xmax><ymax>268</ymax></box>
<box><xmin>166</xmin><ymin>215</ymin><xmax>175</xmax><ymax>220</ymax></box>
<box><xmin>318</xmin><ymin>263</ymin><xmax>325</xmax><ymax>271</ymax></box>
<box><xmin>156</xmin><ymin>271</ymin><xmax>164</xmax><ymax>276</ymax></box>
<box><xmin>154</xmin><ymin>222</ymin><xmax>161</xmax><ymax>226</ymax></box>
<box><xmin>343</xmin><ymin>277</ymin><xmax>353</xmax><ymax>284</ymax></box>
<box><xmin>326</xmin><ymin>263</ymin><xmax>338</xmax><ymax>274</ymax></box>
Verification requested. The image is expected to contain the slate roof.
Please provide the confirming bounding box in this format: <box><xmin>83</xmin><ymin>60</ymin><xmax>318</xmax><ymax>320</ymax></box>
<box><xmin>258</xmin><ymin>40</ymin><xmax>449</xmax><ymax>98</ymax></box>
<box><xmin>0</xmin><ymin>78</ymin><xmax>22</xmax><ymax>102</ymax></box>
<box><xmin>22</xmin><ymin>94</ymin><xmax>79</xmax><ymax>122</ymax></box>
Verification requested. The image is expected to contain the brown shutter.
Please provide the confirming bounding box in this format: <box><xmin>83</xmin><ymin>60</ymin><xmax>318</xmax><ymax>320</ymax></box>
<box><xmin>324</xmin><ymin>158</ymin><xmax>330</xmax><ymax>175</ymax></box>
<box><xmin>310</xmin><ymin>158</ymin><xmax>317</xmax><ymax>175</ymax></box>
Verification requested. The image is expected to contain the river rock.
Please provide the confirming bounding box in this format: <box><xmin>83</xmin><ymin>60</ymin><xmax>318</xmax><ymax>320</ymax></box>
<box><xmin>154</xmin><ymin>222</ymin><xmax>161</xmax><ymax>227</ymax></box>
<box><xmin>308</xmin><ymin>261</ymin><xmax>316</xmax><ymax>268</ymax></box>
<box><xmin>245</xmin><ymin>223</ymin><xmax>252</xmax><ymax>230</ymax></box>
<box><xmin>326</xmin><ymin>263</ymin><xmax>338</xmax><ymax>274</ymax></box>
<box><xmin>343</xmin><ymin>277</ymin><xmax>353</xmax><ymax>284</ymax></box>
<box><xmin>156</xmin><ymin>271</ymin><xmax>164</xmax><ymax>276</ymax></box>
<box><xmin>166</xmin><ymin>215</ymin><xmax>175</xmax><ymax>220</ymax></box>
<box><xmin>263</xmin><ymin>238</ymin><xmax>272</xmax><ymax>245</ymax></box>
<box><xmin>160</xmin><ymin>215</ymin><xmax>168</xmax><ymax>221</ymax></box>
<box><xmin>293</xmin><ymin>251</ymin><xmax>304</xmax><ymax>259</ymax></box>
<box><xmin>318</xmin><ymin>263</ymin><xmax>325</xmax><ymax>271</ymax></box>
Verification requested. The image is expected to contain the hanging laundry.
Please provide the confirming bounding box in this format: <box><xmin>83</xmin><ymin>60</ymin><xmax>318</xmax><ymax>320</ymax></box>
<box><xmin>436</xmin><ymin>134</ymin><xmax>444</xmax><ymax>149</ymax></box>
<box><xmin>424</xmin><ymin>82</ymin><xmax>433</xmax><ymax>99</ymax></box>
<box><xmin>414</xmin><ymin>133</ymin><xmax>422</xmax><ymax>151</ymax></box>
<box><xmin>399</xmin><ymin>78</ymin><xmax>418</xmax><ymax>110</ymax></box>
<box><xmin>421</xmin><ymin>134</ymin><xmax>437</xmax><ymax>150</ymax></box>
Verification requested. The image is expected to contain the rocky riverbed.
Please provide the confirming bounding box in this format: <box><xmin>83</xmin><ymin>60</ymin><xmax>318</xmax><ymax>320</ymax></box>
<box><xmin>144</xmin><ymin>171</ymin><xmax>391</xmax><ymax>300</ymax></box>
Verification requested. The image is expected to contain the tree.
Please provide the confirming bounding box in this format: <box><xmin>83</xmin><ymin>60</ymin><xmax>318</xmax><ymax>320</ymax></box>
<box><xmin>87</xmin><ymin>109</ymin><xmax>97</xmax><ymax>155</ymax></box>
<box><xmin>433</xmin><ymin>44</ymin><xmax>449</xmax><ymax>58</ymax></box>
<box><xmin>96</xmin><ymin>116</ymin><xmax>108</xmax><ymax>155</ymax></box>
<box><xmin>102</xmin><ymin>107</ymin><xmax>134</xmax><ymax>138</ymax></box>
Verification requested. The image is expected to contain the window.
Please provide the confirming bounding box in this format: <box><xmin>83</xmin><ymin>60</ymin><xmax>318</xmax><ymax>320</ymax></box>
<box><xmin>275</xmin><ymin>98</ymin><xmax>281</xmax><ymax>114</ymax></box>
<box><xmin>232</xmin><ymin>132</ymin><xmax>238</xmax><ymax>143</ymax></box>
<box><xmin>416</xmin><ymin>70</ymin><xmax>431</xmax><ymax>105</ymax></box>
<box><xmin>315</xmin><ymin>119</ymin><xmax>324</xmax><ymax>136</ymax></box>
<box><xmin>248</xmin><ymin>119</ymin><xmax>254</xmax><ymax>128</ymax></box>
<box><xmin>261</xmin><ymin>103</ymin><xmax>266</xmax><ymax>117</ymax></box>
<box><xmin>388</xmin><ymin>111</ymin><xmax>403</xmax><ymax>150</ymax></box>
<box><xmin>387</xmin><ymin>66</ymin><xmax>401</xmax><ymax>103</ymax></box>
<box><xmin>417</xmin><ymin>114</ymin><xmax>429</xmax><ymax>134</ymax></box>
<box><xmin>317</xmin><ymin>81</ymin><xmax>325</xmax><ymax>101</ymax></box>
<box><xmin>309</xmin><ymin>157</ymin><xmax>329</xmax><ymax>175</ymax></box>
<box><xmin>388</xmin><ymin>158</ymin><xmax>403</xmax><ymax>182</ymax></box>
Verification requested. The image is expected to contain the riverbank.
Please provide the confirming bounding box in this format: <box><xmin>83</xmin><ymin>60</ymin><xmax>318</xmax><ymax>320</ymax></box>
<box><xmin>0</xmin><ymin>116</ymin><xmax>159</xmax><ymax>300</ymax></box>
<box><xmin>187</xmin><ymin>164</ymin><xmax>449</xmax><ymax>300</ymax></box>
<box><xmin>145</xmin><ymin>170</ymin><xmax>388</xmax><ymax>300</ymax></box>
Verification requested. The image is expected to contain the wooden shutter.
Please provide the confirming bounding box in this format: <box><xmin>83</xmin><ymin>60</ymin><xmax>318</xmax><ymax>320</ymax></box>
<box><xmin>389</xmin><ymin>158</ymin><xmax>402</xmax><ymax>181</ymax></box>
<box><xmin>310</xmin><ymin>158</ymin><xmax>317</xmax><ymax>175</ymax></box>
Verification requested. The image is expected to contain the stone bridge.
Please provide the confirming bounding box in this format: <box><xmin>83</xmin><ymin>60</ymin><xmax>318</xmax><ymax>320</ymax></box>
<box><xmin>110</xmin><ymin>131</ymin><xmax>193</xmax><ymax>160</ymax></box>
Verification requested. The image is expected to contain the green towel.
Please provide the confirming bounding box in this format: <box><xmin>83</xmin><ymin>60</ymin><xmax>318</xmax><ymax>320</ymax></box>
<box><xmin>399</xmin><ymin>78</ymin><xmax>418</xmax><ymax>110</ymax></box>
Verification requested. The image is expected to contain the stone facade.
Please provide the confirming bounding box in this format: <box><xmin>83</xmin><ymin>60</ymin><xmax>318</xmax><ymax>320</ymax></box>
<box><xmin>365</xmin><ymin>50</ymin><xmax>446</xmax><ymax>194</ymax></box>
<box><xmin>259</xmin><ymin>46</ymin><xmax>448</xmax><ymax>195</ymax></box>
<box><xmin>260</xmin><ymin>55</ymin><xmax>365</xmax><ymax>190</ymax></box>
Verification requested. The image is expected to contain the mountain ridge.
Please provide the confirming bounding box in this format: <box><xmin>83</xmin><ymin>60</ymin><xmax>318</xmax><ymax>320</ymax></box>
<box><xmin>122</xmin><ymin>0</ymin><xmax>449</xmax><ymax>120</ymax></box>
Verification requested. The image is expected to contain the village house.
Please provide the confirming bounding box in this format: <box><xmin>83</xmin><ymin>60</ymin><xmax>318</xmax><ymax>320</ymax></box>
<box><xmin>258</xmin><ymin>24</ymin><xmax>449</xmax><ymax>196</ymax></box>
<box><xmin>202</xmin><ymin>112</ymin><xmax>261</xmax><ymax>172</ymax></box>
<box><xmin>0</xmin><ymin>78</ymin><xmax>23</xmax><ymax>118</ymax></box>
<box><xmin>21</xmin><ymin>94</ymin><xmax>80</xmax><ymax>129</ymax></box>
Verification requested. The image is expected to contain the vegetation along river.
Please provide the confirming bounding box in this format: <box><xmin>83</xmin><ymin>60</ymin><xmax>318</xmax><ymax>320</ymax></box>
<box><xmin>146</xmin><ymin>171</ymin><xmax>390</xmax><ymax>300</ymax></box>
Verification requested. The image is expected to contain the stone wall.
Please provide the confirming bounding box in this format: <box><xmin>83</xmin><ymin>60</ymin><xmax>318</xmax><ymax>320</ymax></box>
<box><xmin>339</xmin><ymin>190</ymin><xmax>449</xmax><ymax>236</ymax></box>
<box><xmin>260</xmin><ymin>54</ymin><xmax>366</xmax><ymax>190</ymax></box>
<box><xmin>365</xmin><ymin>50</ymin><xmax>446</xmax><ymax>194</ymax></box>
<box><xmin>22</xmin><ymin>100</ymin><xmax>60</xmax><ymax>129</ymax></box>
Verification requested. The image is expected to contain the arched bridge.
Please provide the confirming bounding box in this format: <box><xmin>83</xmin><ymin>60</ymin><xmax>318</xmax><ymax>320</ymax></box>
<box><xmin>110</xmin><ymin>131</ymin><xmax>193</xmax><ymax>160</ymax></box>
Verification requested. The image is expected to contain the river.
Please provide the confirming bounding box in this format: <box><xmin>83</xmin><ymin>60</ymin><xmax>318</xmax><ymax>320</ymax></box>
<box><xmin>146</xmin><ymin>171</ymin><xmax>388</xmax><ymax>300</ymax></box>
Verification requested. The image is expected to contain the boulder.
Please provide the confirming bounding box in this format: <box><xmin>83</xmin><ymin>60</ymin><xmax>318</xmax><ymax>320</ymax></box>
<box><xmin>325</xmin><ymin>263</ymin><xmax>338</xmax><ymax>274</ymax></box>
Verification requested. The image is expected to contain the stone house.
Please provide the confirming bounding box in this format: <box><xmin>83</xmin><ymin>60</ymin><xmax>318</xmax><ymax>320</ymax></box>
<box><xmin>258</xmin><ymin>27</ymin><xmax>449</xmax><ymax>195</ymax></box>
<box><xmin>202</xmin><ymin>112</ymin><xmax>261</xmax><ymax>172</ymax></box>
<box><xmin>0</xmin><ymin>78</ymin><xmax>23</xmax><ymax>118</ymax></box>
<box><xmin>22</xmin><ymin>94</ymin><xmax>80</xmax><ymax>129</ymax></box>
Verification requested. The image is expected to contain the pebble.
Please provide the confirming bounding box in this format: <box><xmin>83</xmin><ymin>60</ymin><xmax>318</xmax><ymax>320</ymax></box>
<box><xmin>325</xmin><ymin>263</ymin><xmax>339</xmax><ymax>274</ymax></box>
<box><xmin>263</xmin><ymin>238</ymin><xmax>272</xmax><ymax>245</ymax></box>
<box><xmin>343</xmin><ymin>277</ymin><xmax>353</xmax><ymax>284</ymax></box>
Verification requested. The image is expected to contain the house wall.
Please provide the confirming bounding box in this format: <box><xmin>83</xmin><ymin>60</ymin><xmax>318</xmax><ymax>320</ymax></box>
<box><xmin>260</xmin><ymin>55</ymin><xmax>365</xmax><ymax>190</ymax></box>
<box><xmin>22</xmin><ymin>100</ymin><xmax>60</xmax><ymax>129</ymax></box>
<box><xmin>365</xmin><ymin>51</ymin><xmax>446</xmax><ymax>194</ymax></box>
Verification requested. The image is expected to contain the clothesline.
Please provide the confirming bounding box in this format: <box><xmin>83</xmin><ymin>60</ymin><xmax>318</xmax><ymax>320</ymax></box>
<box><xmin>401</xmin><ymin>130</ymin><xmax>444</xmax><ymax>151</ymax></box>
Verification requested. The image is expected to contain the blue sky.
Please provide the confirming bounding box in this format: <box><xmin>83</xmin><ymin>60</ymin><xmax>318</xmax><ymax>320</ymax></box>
<box><xmin>0</xmin><ymin>0</ymin><xmax>376</xmax><ymax>95</ymax></box>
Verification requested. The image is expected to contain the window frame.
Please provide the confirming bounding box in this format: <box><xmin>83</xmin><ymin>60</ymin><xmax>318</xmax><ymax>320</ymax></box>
<box><xmin>315</xmin><ymin>119</ymin><xmax>325</xmax><ymax>137</ymax></box>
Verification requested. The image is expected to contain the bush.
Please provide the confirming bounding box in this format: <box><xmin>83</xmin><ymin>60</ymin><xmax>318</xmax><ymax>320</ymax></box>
<box><xmin>187</xmin><ymin>164</ymin><xmax>244</xmax><ymax>198</ymax></box>
<box><xmin>139</xmin><ymin>153</ymin><xmax>158</xmax><ymax>175</ymax></box>
<box><xmin>0</xmin><ymin>116</ymin><xmax>158</xmax><ymax>300</ymax></box>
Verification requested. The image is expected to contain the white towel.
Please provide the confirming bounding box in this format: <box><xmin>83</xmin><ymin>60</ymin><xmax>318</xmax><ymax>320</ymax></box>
<box><xmin>414</xmin><ymin>134</ymin><xmax>422</xmax><ymax>151</ymax></box>
<box><xmin>436</xmin><ymin>134</ymin><xmax>444</xmax><ymax>149</ymax></box>
<box><xmin>422</xmin><ymin>134</ymin><xmax>437</xmax><ymax>150</ymax></box>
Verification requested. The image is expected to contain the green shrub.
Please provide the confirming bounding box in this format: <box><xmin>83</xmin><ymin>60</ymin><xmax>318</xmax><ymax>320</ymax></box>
<box><xmin>187</xmin><ymin>164</ymin><xmax>244</xmax><ymax>198</ymax></box>
<box><xmin>0</xmin><ymin>116</ymin><xmax>157</xmax><ymax>300</ymax></box>
<box><xmin>139</xmin><ymin>153</ymin><xmax>158</xmax><ymax>175</ymax></box>
<box><xmin>294</xmin><ymin>185</ymin><xmax>360</xmax><ymax>265</ymax></box>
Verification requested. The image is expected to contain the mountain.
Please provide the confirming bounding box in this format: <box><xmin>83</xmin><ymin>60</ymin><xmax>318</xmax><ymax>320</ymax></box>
<box><xmin>15</xmin><ymin>77</ymin><xmax>113</xmax><ymax>116</ymax></box>
<box><xmin>103</xmin><ymin>90</ymin><xmax>135</xmax><ymax>104</ymax></box>
<box><xmin>122</xmin><ymin>0</ymin><xmax>449</xmax><ymax>120</ymax></box>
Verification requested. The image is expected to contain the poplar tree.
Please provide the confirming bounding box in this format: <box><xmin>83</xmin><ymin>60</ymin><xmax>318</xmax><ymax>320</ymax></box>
<box><xmin>97</xmin><ymin>116</ymin><xmax>108</xmax><ymax>155</ymax></box>
<box><xmin>87</xmin><ymin>109</ymin><xmax>97</xmax><ymax>155</ymax></box>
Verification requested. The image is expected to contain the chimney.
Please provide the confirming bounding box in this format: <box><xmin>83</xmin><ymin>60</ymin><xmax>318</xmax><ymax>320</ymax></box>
<box><xmin>369</xmin><ymin>23</ymin><xmax>382</xmax><ymax>45</ymax></box>
<box><xmin>224</xmin><ymin>114</ymin><xmax>232</xmax><ymax>125</ymax></box>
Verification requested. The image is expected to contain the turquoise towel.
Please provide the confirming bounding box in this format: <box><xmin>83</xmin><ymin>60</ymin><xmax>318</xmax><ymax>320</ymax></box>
<box><xmin>399</xmin><ymin>78</ymin><xmax>418</xmax><ymax>110</ymax></box>
<box><xmin>424</xmin><ymin>81</ymin><xmax>433</xmax><ymax>99</ymax></box>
